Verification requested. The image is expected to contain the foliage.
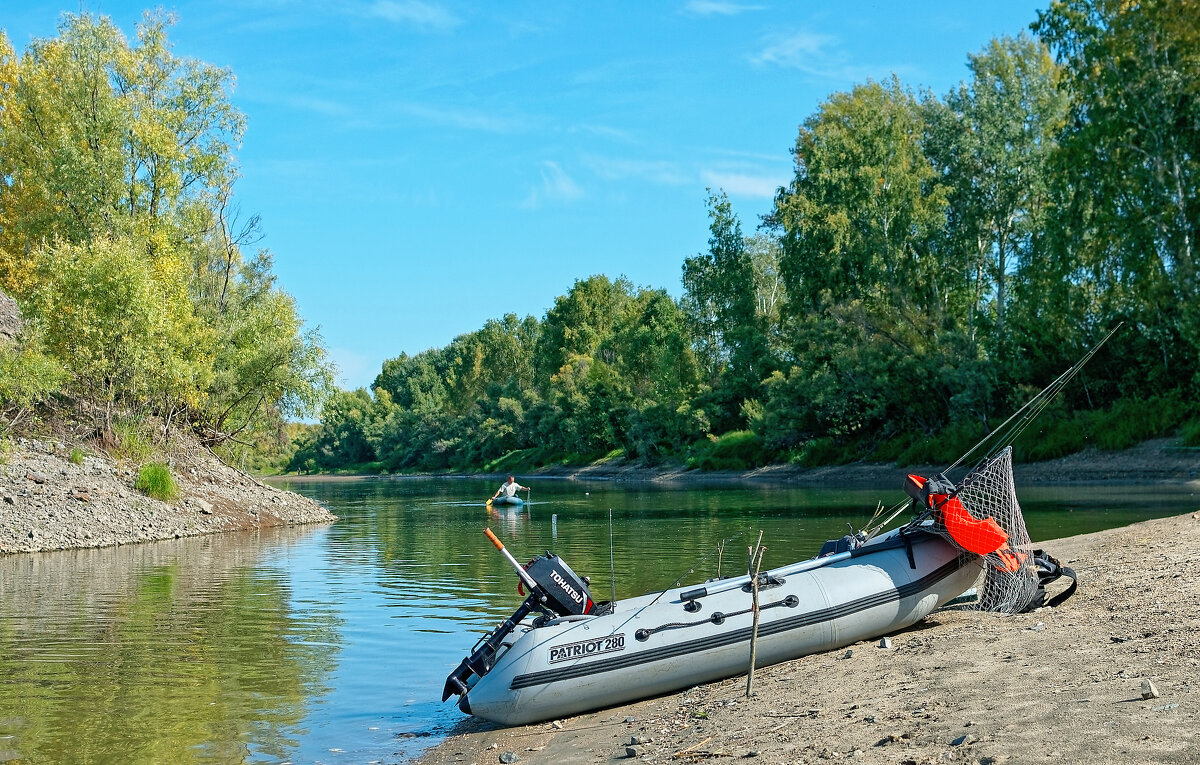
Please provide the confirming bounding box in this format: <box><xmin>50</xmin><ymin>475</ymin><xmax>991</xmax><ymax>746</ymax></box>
<box><xmin>69</xmin><ymin>447</ymin><xmax>85</xmax><ymax>465</ymax></box>
<box><xmin>0</xmin><ymin>326</ymin><xmax>66</xmax><ymax>433</ymax></box>
<box><xmin>24</xmin><ymin>235</ymin><xmax>212</xmax><ymax>434</ymax></box>
<box><xmin>0</xmin><ymin>12</ymin><xmax>331</xmax><ymax>450</ymax></box>
<box><xmin>111</xmin><ymin>417</ymin><xmax>155</xmax><ymax>464</ymax></box>
<box><xmin>1012</xmin><ymin>394</ymin><xmax>1190</xmax><ymax>462</ymax></box>
<box><xmin>135</xmin><ymin>461</ymin><xmax>179</xmax><ymax>501</ymax></box>
<box><xmin>686</xmin><ymin>430</ymin><xmax>768</xmax><ymax>471</ymax></box>
<box><xmin>682</xmin><ymin>192</ymin><xmax>776</xmax><ymax>432</ymax></box>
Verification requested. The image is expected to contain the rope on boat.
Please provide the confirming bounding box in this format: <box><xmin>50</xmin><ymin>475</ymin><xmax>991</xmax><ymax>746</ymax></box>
<box><xmin>634</xmin><ymin>594</ymin><xmax>800</xmax><ymax>642</ymax></box>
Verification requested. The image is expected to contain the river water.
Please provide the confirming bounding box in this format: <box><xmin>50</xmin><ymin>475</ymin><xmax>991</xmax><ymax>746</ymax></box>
<box><xmin>0</xmin><ymin>476</ymin><xmax>1195</xmax><ymax>763</ymax></box>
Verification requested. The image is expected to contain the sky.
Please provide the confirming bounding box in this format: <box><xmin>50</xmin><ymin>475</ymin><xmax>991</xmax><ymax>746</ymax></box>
<box><xmin>4</xmin><ymin>1</ymin><xmax>1047</xmax><ymax>390</ymax></box>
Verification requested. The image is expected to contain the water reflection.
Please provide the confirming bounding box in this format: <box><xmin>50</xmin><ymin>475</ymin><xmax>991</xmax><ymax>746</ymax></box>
<box><xmin>0</xmin><ymin>528</ymin><xmax>340</xmax><ymax>764</ymax></box>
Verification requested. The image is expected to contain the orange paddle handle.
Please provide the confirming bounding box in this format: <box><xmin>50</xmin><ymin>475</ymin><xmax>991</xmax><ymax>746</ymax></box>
<box><xmin>485</xmin><ymin>527</ymin><xmax>504</xmax><ymax>550</ymax></box>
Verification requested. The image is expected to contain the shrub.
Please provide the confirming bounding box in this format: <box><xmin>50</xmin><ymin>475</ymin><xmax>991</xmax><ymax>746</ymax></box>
<box><xmin>1182</xmin><ymin>419</ymin><xmax>1200</xmax><ymax>448</ymax></box>
<box><xmin>69</xmin><ymin>447</ymin><xmax>85</xmax><ymax>465</ymax></box>
<box><xmin>687</xmin><ymin>430</ymin><xmax>767</xmax><ymax>471</ymax></box>
<box><xmin>135</xmin><ymin>462</ymin><xmax>179</xmax><ymax>501</ymax></box>
<box><xmin>111</xmin><ymin>418</ymin><xmax>154</xmax><ymax>463</ymax></box>
<box><xmin>793</xmin><ymin>436</ymin><xmax>859</xmax><ymax>467</ymax></box>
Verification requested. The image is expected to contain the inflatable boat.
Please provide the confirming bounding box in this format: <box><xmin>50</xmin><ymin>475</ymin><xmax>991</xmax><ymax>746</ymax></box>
<box><xmin>443</xmin><ymin>522</ymin><xmax>980</xmax><ymax>725</ymax></box>
<box><xmin>489</xmin><ymin>495</ymin><xmax>524</xmax><ymax>507</ymax></box>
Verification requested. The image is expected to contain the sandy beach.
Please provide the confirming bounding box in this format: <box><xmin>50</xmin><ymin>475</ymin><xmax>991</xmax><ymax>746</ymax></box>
<box><xmin>415</xmin><ymin>493</ymin><xmax>1200</xmax><ymax>765</ymax></box>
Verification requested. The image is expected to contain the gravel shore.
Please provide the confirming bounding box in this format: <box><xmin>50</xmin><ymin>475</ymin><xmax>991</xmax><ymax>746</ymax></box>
<box><xmin>0</xmin><ymin>435</ymin><xmax>335</xmax><ymax>555</ymax></box>
<box><xmin>415</xmin><ymin>501</ymin><xmax>1200</xmax><ymax>765</ymax></box>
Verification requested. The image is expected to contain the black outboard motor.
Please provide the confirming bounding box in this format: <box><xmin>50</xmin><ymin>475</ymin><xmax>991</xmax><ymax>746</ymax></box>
<box><xmin>442</xmin><ymin>529</ymin><xmax>594</xmax><ymax>703</ymax></box>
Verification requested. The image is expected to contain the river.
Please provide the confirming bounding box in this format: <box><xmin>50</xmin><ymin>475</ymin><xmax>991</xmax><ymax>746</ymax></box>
<box><xmin>0</xmin><ymin>476</ymin><xmax>1194</xmax><ymax>763</ymax></box>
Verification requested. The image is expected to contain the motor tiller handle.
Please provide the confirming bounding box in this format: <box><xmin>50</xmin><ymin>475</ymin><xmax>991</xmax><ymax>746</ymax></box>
<box><xmin>486</xmin><ymin>528</ymin><xmax>539</xmax><ymax>592</ymax></box>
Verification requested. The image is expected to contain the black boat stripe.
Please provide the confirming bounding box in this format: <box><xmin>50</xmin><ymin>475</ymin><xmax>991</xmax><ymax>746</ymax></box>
<box><xmin>509</xmin><ymin>555</ymin><xmax>968</xmax><ymax>690</ymax></box>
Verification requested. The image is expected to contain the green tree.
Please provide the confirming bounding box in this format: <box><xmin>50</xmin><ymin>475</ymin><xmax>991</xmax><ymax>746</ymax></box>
<box><xmin>24</xmin><ymin>236</ymin><xmax>212</xmax><ymax>436</ymax></box>
<box><xmin>682</xmin><ymin>192</ymin><xmax>776</xmax><ymax>432</ymax></box>
<box><xmin>929</xmin><ymin>34</ymin><xmax>1068</xmax><ymax>349</ymax></box>
<box><xmin>0</xmin><ymin>12</ymin><xmax>331</xmax><ymax>450</ymax></box>
<box><xmin>1034</xmin><ymin>0</ymin><xmax>1200</xmax><ymax>389</ymax></box>
<box><xmin>0</xmin><ymin>12</ymin><xmax>242</xmax><ymax>293</ymax></box>
<box><xmin>534</xmin><ymin>275</ymin><xmax>634</xmax><ymax>387</ymax></box>
<box><xmin>772</xmin><ymin>77</ymin><xmax>949</xmax><ymax>316</ymax></box>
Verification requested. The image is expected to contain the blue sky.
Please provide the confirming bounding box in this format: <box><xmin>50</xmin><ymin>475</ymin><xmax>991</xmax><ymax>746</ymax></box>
<box><xmin>5</xmin><ymin>1</ymin><xmax>1046</xmax><ymax>390</ymax></box>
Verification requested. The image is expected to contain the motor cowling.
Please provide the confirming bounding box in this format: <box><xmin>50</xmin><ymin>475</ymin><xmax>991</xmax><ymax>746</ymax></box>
<box><xmin>522</xmin><ymin>553</ymin><xmax>595</xmax><ymax>617</ymax></box>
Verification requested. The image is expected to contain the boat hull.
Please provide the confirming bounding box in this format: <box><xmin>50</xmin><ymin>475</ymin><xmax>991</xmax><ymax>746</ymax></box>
<box><xmin>458</xmin><ymin>530</ymin><xmax>978</xmax><ymax>725</ymax></box>
<box><xmin>491</xmin><ymin>496</ymin><xmax>524</xmax><ymax>507</ymax></box>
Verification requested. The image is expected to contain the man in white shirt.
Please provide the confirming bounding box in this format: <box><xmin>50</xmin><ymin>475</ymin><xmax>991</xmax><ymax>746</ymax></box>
<box><xmin>490</xmin><ymin>475</ymin><xmax>529</xmax><ymax>502</ymax></box>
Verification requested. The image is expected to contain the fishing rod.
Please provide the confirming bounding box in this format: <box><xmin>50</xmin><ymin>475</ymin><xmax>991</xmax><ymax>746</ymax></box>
<box><xmin>860</xmin><ymin>323</ymin><xmax>1122</xmax><ymax>540</ymax></box>
<box><xmin>947</xmin><ymin>322</ymin><xmax>1123</xmax><ymax>475</ymax></box>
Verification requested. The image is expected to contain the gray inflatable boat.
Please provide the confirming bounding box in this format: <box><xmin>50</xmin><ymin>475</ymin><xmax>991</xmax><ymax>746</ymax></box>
<box><xmin>443</xmin><ymin>523</ymin><xmax>979</xmax><ymax>725</ymax></box>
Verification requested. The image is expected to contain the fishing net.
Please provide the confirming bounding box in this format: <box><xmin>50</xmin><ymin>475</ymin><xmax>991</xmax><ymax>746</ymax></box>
<box><xmin>933</xmin><ymin>447</ymin><xmax>1040</xmax><ymax>613</ymax></box>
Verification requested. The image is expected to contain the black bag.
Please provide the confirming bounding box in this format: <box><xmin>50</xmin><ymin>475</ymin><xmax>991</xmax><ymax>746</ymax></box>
<box><xmin>1023</xmin><ymin>549</ymin><xmax>1078</xmax><ymax>611</ymax></box>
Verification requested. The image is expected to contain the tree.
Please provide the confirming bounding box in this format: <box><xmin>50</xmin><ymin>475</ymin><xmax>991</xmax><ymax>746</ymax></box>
<box><xmin>772</xmin><ymin>77</ymin><xmax>949</xmax><ymax>317</ymax></box>
<box><xmin>24</xmin><ymin>236</ymin><xmax>212</xmax><ymax>435</ymax></box>
<box><xmin>682</xmin><ymin>192</ymin><xmax>776</xmax><ymax>432</ymax></box>
<box><xmin>1034</xmin><ymin>0</ymin><xmax>1200</xmax><ymax>389</ymax></box>
<box><xmin>0</xmin><ymin>12</ymin><xmax>242</xmax><ymax>293</ymax></box>
<box><xmin>0</xmin><ymin>12</ymin><xmax>331</xmax><ymax>448</ymax></box>
<box><xmin>534</xmin><ymin>275</ymin><xmax>634</xmax><ymax>387</ymax></box>
<box><xmin>929</xmin><ymin>35</ymin><xmax>1068</xmax><ymax>349</ymax></box>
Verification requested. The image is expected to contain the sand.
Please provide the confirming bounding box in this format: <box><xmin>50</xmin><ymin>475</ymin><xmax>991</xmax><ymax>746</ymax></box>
<box><xmin>414</xmin><ymin>499</ymin><xmax>1200</xmax><ymax>765</ymax></box>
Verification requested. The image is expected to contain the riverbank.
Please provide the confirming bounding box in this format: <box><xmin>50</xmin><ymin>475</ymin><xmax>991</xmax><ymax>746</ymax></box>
<box><xmin>279</xmin><ymin>437</ymin><xmax>1200</xmax><ymax>488</ymax></box>
<box><xmin>415</xmin><ymin>505</ymin><xmax>1200</xmax><ymax>765</ymax></box>
<box><xmin>0</xmin><ymin>435</ymin><xmax>336</xmax><ymax>555</ymax></box>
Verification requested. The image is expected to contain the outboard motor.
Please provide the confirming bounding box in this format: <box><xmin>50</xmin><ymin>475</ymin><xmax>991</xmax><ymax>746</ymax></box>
<box><xmin>442</xmin><ymin>529</ymin><xmax>594</xmax><ymax>703</ymax></box>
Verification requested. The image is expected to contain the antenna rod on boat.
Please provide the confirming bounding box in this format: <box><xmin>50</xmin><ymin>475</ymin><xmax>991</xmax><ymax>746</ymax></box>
<box><xmin>485</xmin><ymin>528</ymin><xmax>539</xmax><ymax>592</ymax></box>
<box><xmin>608</xmin><ymin>509</ymin><xmax>617</xmax><ymax>610</ymax></box>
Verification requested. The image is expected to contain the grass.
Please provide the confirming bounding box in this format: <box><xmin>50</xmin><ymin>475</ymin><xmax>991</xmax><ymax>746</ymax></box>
<box><xmin>687</xmin><ymin>430</ymin><xmax>767</xmax><ymax>471</ymax></box>
<box><xmin>69</xmin><ymin>447</ymin><xmax>85</xmax><ymax>465</ymax></box>
<box><xmin>112</xmin><ymin>418</ymin><xmax>154</xmax><ymax>464</ymax></box>
<box><xmin>1013</xmin><ymin>393</ymin><xmax>1189</xmax><ymax>462</ymax></box>
<box><xmin>135</xmin><ymin>462</ymin><xmax>179</xmax><ymax>501</ymax></box>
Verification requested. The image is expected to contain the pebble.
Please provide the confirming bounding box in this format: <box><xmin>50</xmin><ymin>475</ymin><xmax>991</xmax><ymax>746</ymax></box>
<box><xmin>625</xmin><ymin>746</ymin><xmax>640</xmax><ymax>758</ymax></box>
<box><xmin>879</xmin><ymin>637</ymin><xmax>892</xmax><ymax>648</ymax></box>
<box><xmin>498</xmin><ymin>752</ymin><xmax>519</xmax><ymax>764</ymax></box>
<box><xmin>1141</xmin><ymin>679</ymin><xmax>1160</xmax><ymax>700</ymax></box>
<box><xmin>0</xmin><ymin>435</ymin><xmax>335</xmax><ymax>554</ymax></box>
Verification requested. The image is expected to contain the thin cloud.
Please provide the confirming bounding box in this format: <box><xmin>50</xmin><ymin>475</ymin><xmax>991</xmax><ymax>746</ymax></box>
<box><xmin>700</xmin><ymin>170</ymin><xmax>789</xmax><ymax>199</ymax></box>
<box><xmin>682</xmin><ymin>1</ymin><xmax>765</xmax><ymax>16</ymax></box>
<box><xmin>751</xmin><ymin>29</ymin><xmax>837</xmax><ymax>68</ymax></box>
<box><xmin>522</xmin><ymin>161</ymin><xmax>584</xmax><ymax>209</ymax></box>
<box><xmin>397</xmin><ymin>102</ymin><xmax>528</xmax><ymax>133</ymax></box>
<box><xmin>750</xmin><ymin>28</ymin><xmax>879</xmax><ymax>82</ymax></box>
<box><xmin>582</xmin><ymin>155</ymin><xmax>691</xmax><ymax>186</ymax></box>
<box><xmin>364</xmin><ymin>0</ymin><xmax>461</xmax><ymax>31</ymax></box>
<box><xmin>569</xmin><ymin>123</ymin><xmax>640</xmax><ymax>145</ymax></box>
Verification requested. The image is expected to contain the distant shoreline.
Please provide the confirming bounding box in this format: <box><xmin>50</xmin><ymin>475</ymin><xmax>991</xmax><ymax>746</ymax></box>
<box><xmin>268</xmin><ymin>437</ymin><xmax>1200</xmax><ymax>489</ymax></box>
